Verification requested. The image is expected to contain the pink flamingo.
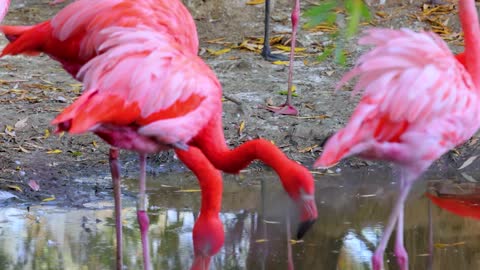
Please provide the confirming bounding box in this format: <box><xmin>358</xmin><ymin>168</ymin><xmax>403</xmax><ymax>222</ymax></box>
<box><xmin>52</xmin><ymin>27</ymin><xmax>316</xmax><ymax>268</ymax></box>
<box><xmin>315</xmin><ymin>0</ymin><xmax>480</xmax><ymax>269</ymax></box>
<box><xmin>263</xmin><ymin>0</ymin><xmax>301</xmax><ymax>115</ymax></box>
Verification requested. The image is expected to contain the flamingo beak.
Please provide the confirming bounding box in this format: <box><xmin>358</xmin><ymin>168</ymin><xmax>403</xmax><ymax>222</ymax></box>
<box><xmin>296</xmin><ymin>197</ymin><xmax>318</xmax><ymax>239</ymax></box>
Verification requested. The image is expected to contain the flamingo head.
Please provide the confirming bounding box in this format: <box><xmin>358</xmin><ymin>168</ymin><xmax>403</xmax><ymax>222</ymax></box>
<box><xmin>191</xmin><ymin>212</ymin><xmax>224</xmax><ymax>270</ymax></box>
<box><xmin>281</xmin><ymin>163</ymin><xmax>318</xmax><ymax>239</ymax></box>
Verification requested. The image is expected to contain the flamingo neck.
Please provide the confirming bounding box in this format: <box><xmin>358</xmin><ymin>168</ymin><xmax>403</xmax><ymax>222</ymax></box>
<box><xmin>459</xmin><ymin>0</ymin><xmax>480</xmax><ymax>89</ymax></box>
<box><xmin>193</xmin><ymin>115</ymin><xmax>292</xmax><ymax>179</ymax></box>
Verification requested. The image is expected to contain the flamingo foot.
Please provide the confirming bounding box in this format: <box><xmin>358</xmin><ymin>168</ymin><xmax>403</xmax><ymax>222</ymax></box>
<box><xmin>261</xmin><ymin>47</ymin><xmax>289</xmax><ymax>61</ymax></box>
<box><xmin>372</xmin><ymin>249</ymin><xmax>385</xmax><ymax>270</ymax></box>
<box><xmin>394</xmin><ymin>244</ymin><xmax>409</xmax><ymax>270</ymax></box>
<box><xmin>265</xmin><ymin>103</ymin><xmax>299</xmax><ymax>116</ymax></box>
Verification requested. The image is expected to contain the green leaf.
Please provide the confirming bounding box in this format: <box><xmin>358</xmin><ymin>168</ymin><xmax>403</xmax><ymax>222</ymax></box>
<box><xmin>303</xmin><ymin>1</ymin><xmax>337</xmax><ymax>27</ymax></box>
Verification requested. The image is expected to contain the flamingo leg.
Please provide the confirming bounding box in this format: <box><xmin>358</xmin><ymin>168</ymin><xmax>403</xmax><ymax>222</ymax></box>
<box><xmin>109</xmin><ymin>148</ymin><xmax>123</xmax><ymax>270</ymax></box>
<box><xmin>394</xmin><ymin>177</ymin><xmax>409</xmax><ymax>270</ymax></box>
<box><xmin>372</xmin><ymin>173</ymin><xmax>413</xmax><ymax>270</ymax></box>
<box><xmin>265</xmin><ymin>0</ymin><xmax>300</xmax><ymax>116</ymax></box>
<box><xmin>137</xmin><ymin>153</ymin><xmax>151</xmax><ymax>270</ymax></box>
<box><xmin>261</xmin><ymin>0</ymin><xmax>289</xmax><ymax>61</ymax></box>
<box><xmin>286</xmin><ymin>207</ymin><xmax>294</xmax><ymax>270</ymax></box>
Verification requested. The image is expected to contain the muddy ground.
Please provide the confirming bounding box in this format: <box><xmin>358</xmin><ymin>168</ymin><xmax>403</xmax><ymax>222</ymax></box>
<box><xmin>0</xmin><ymin>0</ymin><xmax>479</xmax><ymax>205</ymax></box>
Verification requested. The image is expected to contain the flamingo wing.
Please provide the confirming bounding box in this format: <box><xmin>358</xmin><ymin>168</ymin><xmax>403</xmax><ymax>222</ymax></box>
<box><xmin>316</xmin><ymin>28</ymin><xmax>479</xmax><ymax>168</ymax></box>
<box><xmin>52</xmin><ymin>29</ymin><xmax>221</xmax><ymax>146</ymax></box>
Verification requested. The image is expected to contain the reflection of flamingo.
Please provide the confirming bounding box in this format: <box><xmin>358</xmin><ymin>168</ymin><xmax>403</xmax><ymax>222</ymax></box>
<box><xmin>426</xmin><ymin>191</ymin><xmax>480</xmax><ymax>220</ymax></box>
<box><xmin>315</xmin><ymin>0</ymin><xmax>480</xmax><ymax>269</ymax></box>
<box><xmin>263</xmin><ymin>0</ymin><xmax>301</xmax><ymax>115</ymax></box>
<box><xmin>175</xmin><ymin>147</ymin><xmax>224</xmax><ymax>270</ymax></box>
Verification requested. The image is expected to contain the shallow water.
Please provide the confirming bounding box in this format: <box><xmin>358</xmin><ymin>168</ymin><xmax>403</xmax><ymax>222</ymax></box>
<box><xmin>1</xmin><ymin>170</ymin><xmax>480</xmax><ymax>269</ymax></box>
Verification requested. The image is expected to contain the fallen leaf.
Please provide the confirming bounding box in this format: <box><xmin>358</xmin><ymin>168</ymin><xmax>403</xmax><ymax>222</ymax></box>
<box><xmin>238</xmin><ymin>120</ymin><xmax>245</xmax><ymax>135</ymax></box>
<box><xmin>274</xmin><ymin>44</ymin><xmax>307</xmax><ymax>52</ymax></box>
<box><xmin>7</xmin><ymin>185</ymin><xmax>22</xmax><ymax>192</ymax></box>
<box><xmin>461</xmin><ymin>172</ymin><xmax>477</xmax><ymax>183</ymax></box>
<box><xmin>272</xmin><ymin>60</ymin><xmax>289</xmax><ymax>65</ymax></box>
<box><xmin>92</xmin><ymin>141</ymin><xmax>98</xmax><ymax>148</ymax></box>
<box><xmin>299</xmin><ymin>144</ymin><xmax>318</xmax><ymax>153</ymax></box>
<box><xmin>434</xmin><ymin>241</ymin><xmax>466</xmax><ymax>248</ymax></box>
<box><xmin>14</xmin><ymin>117</ymin><xmax>28</xmax><ymax>130</ymax></box>
<box><xmin>290</xmin><ymin>239</ymin><xmax>304</xmax><ymax>244</ymax></box>
<box><xmin>458</xmin><ymin>155</ymin><xmax>478</xmax><ymax>170</ymax></box>
<box><xmin>28</xmin><ymin>180</ymin><xmax>40</xmax><ymax>191</ymax></box>
<box><xmin>43</xmin><ymin>129</ymin><xmax>50</xmax><ymax>139</ymax></box>
<box><xmin>207</xmin><ymin>48</ymin><xmax>231</xmax><ymax>56</ymax></box>
<box><xmin>42</xmin><ymin>195</ymin><xmax>56</xmax><ymax>202</ymax></box>
<box><xmin>174</xmin><ymin>189</ymin><xmax>201</xmax><ymax>193</ymax></box>
<box><xmin>0</xmin><ymin>191</ymin><xmax>17</xmax><ymax>201</ymax></box>
<box><xmin>246</xmin><ymin>0</ymin><xmax>265</xmax><ymax>5</ymax></box>
<box><xmin>263</xmin><ymin>220</ymin><xmax>280</xmax><ymax>224</ymax></box>
<box><xmin>47</xmin><ymin>149</ymin><xmax>62</xmax><ymax>154</ymax></box>
<box><xmin>255</xmin><ymin>239</ymin><xmax>269</xmax><ymax>243</ymax></box>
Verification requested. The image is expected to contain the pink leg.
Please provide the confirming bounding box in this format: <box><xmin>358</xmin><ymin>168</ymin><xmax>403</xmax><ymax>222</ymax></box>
<box><xmin>286</xmin><ymin>210</ymin><xmax>294</xmax><ymax>270</ymax></box>
<box><xmin>394</xmin><ymin>179</ymin><xmax>409</xmax><ymax>270</ymax></box>
<box><xmin>109</xmin><ymin>148</ymin><xmax>123</xmax><ymax>270</ymax></box>
<box><xmin>137</xmin><ymin>154</ymin><xmax>151</xmax><ymax>270</ymax></box>
<box><xmin>372</xmin><ymin>176</ymin><xmax>413</xmax><ymax>270</ymax></box>
<box><xmin>265</xmin><ymin>0</ymin><xmax>300</xmax><ymax>116</ymax></box>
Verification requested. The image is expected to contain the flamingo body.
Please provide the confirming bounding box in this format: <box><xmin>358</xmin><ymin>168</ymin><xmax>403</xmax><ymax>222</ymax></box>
<box><xmin>53</xmin><ymin>28</ymin><xmax>219</xmax><ymax>152</ymax></box>
<box><xmin>1</xmin><ymin>0</ymin><xmax>198</xmax><ymax>77</ymax></box>
<box><xmin>315</xmin><ymin>5</ymin><xmax>480</xmax><ymax>269</ymax></box>
<box><xmin>317</xmin><ymin>29</ymin><xmax>479</xmax><ymax>171</ymax></box>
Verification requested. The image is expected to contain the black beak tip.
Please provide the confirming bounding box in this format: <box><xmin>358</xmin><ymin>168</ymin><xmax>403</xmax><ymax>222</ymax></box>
<box><xmin>296</xmin><ymin>219</ymin><xmax>317</xmax><ymax>239</ymax></box>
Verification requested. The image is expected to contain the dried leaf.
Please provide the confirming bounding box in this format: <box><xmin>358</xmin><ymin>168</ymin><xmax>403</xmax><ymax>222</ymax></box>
<box><xmin>238</xmin><ymin>120</ymin><xmax>245</xmax><ymax>135</ymax></box>
<box><xmin>207</xmin><ymin>48</ymin><xmax>231</xmax><ymax>56</ymax></box>
<box><xmin>42</xmin><ymin>195</ymin><xmax>56</xmax><ymax>202</ymax></box>
<box><xmin>434</xmin><ymin>241</ymin><xmax>466</xmax><ymax>248</ymax></box>
<box><xmin>46</xmin><ymin>149</ymin><xmax>62</xmax><ymax>154</ymax></box>
<box><xmin>28</xmin><ymin>180</ymin><xmax>40</xmax><ymax>191</ymax></box>
<box><xmin>246</xmin><ymin>0</ymin><xmax>265</xmax><ymax>5</ymax></box>
<box><xmin>18</xmin><ymin>145</ymin><xmax>31</xmax><ymax>153</ymax></box>
<box><xmin>461</xmin><ymin>172</ymin><xmax>477</xmax><ymax>183</ymax></box>
<box><xmin>290</xmin><ymin>239</ymin><xmax>304</xmax><ymax>244</ymax></box>
<box><xmin>299</xmin><ymin>144</ymin><xmax>318</xmax><ymax>153</ymax></box>
<box><xmin>274</xmin><ymin>44</ymin><xmax>307</xmax><ymax>52</ymax></box>
<box><xmin>255</xmin><ymin>239</ymin><xmax>269</xmax><ymax>243</ymax></box>
<box><xmin>5</xmin><ymin>125</ymin><xmax>15</xmax><ymax>137</ymax></box>
<box><xmin>92</xmin><ymin>141</ymin><xmax>98</xmax><ymax>148</ymax></box>
<box><xmin>43</xmin><ymin>129</ymin><xmax>50</xmax><ymax>139</ymax></box>
<box><xmin>272</xmin><ymin>60</ymin><xmax>289</xmax><ymax>65</ymax></box>
<box><xmin>14</xmin><ymin>117</ymin><xmax>28</xmax><ymax>130</ymax></box>
<box><xmin>7</xmin><ymin>185</ymin><xmax>22</xmax><ymax>192</ymax></box>
<box><xmin>263</xmin><ymin>220</ymin><xmax>280</xmax><ymax>224</ymax></box>
<box><xmin>0</xmin><ymin>190</ymin><xmax>17</xmax><ymax>201</ymax></box>
<box><xmin>458</xmin><ymin>155</ymin><xmax>478</xmax><ymax>170</ymax></box>
<box><xmin>174</xmin><ymin>189</ymin><xmax>201</xmax><ymax>193</ymax></box>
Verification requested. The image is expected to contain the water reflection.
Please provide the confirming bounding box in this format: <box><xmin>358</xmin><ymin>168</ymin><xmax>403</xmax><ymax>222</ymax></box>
<box><xmin>2</xmin><ymin>171</ymin><xmax>480</xmax><ymax>269</ymax></box>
